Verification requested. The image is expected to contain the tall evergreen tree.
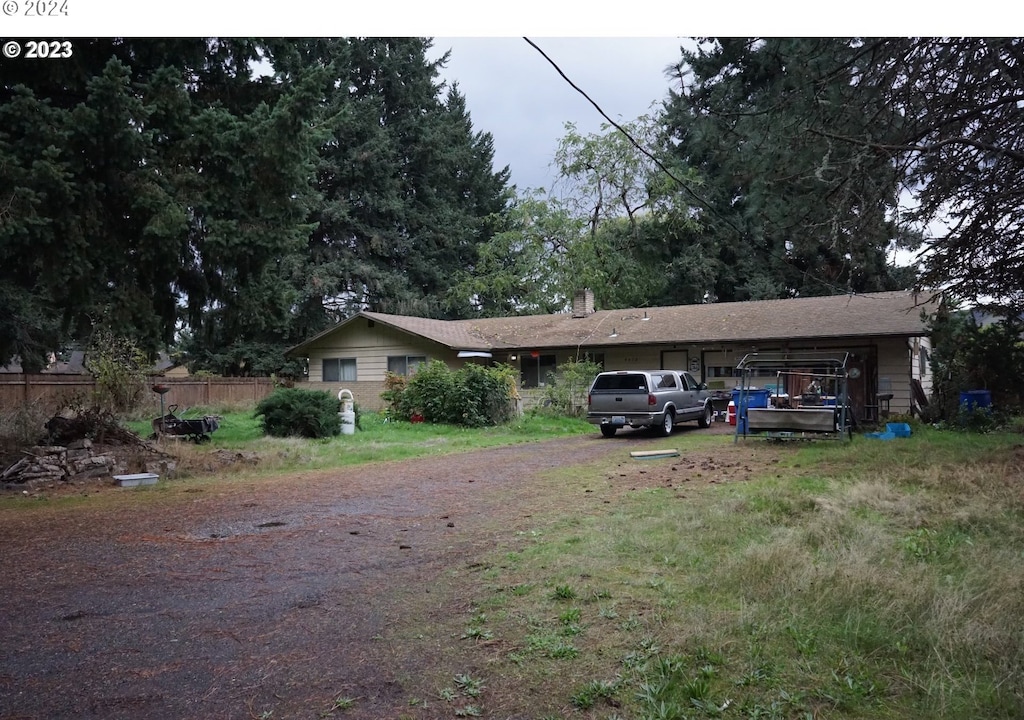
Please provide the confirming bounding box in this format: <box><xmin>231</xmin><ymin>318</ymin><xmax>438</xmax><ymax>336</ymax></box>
<box><xmin>1</xmin><ymin>38</ymin><xmax>510</xmax><ymax>374</ymax></box>
<box><xmin>297</xmin><ymin>38</ymin><xmax>510</xmax><ymax>331</ymax></box>
<box><xmin>0</xmin><ymin>39</ymin><xmax>321</xmax><ymax>373</ymax></box>
<box><xmin>661</xmin><ymin>38</ymin><xmax>915</xmax><ymax>302</ymax></box>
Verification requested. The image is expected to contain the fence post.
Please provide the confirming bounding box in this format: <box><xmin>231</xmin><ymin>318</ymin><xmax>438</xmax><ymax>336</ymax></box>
<box><xmin>23</xmin><ymin>374</ymin><xmax>30</xmax><ymax>411</ymax></box>
<box><xmin>206</xmin><ymin>377</ymin><xmax>211</xmax><ymax>405</ymax></box>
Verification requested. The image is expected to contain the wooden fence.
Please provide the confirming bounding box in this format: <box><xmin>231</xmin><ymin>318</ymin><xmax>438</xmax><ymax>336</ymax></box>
<box><xmin>0</xmin><ymin>374</ymin><xmax>277</xmax><ymax>412</ymax></box>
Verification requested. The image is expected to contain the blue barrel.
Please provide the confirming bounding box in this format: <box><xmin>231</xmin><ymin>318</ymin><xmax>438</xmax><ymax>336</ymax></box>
<box><xmin>959</xmin><ymin>390</ymin><xmax>992</xmax><ymax>412</ymax></box>
<box><xmin>733</xmin><ymin>388</ymin><xmax>770</xmax><ymax>433</ymax></box>
<box><xmin>732</xmin><ymin>388</ymin><xmax>770</xmax><ymax>411</ymax></box>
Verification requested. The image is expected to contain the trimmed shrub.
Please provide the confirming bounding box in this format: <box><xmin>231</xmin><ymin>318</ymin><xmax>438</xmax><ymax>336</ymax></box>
<box><xmin>255</xmin><ymin>387</ymin><xmax>341</xmax><ymax>438</ymax></box>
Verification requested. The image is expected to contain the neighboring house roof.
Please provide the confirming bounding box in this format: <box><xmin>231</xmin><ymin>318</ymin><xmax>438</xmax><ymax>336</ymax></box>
<box><xmin>287</xmin><ymin>291</ymin><xmax>937</xmax><ymax>356</ymax></box>
<box><xmin>0</xmin><ymin>350</ymin><xmax>87</xmax><ymax>374</ymax></box>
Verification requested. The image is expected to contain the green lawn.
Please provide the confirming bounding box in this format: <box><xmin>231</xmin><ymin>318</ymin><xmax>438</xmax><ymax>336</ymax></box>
<box><xmin>405</xmin><ymin>424</ymin><xmax>1024</xmax><ymax>720</ymax></box>
<box><xmin>127</xmin><ymin>407</ymin><xmax>596</xmax><ymax>473</ymax></box>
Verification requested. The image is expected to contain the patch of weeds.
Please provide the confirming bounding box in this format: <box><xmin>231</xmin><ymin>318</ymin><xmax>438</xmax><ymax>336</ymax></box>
<box><xmin>527</xmin><ymin>631</ymin><xmax>581</xmax><ymax>659</ymax></box>
<box><xmin>559</xmin><ymin>607</ymin><xmax>582</xmax><ymax>624</ymax></box>
<box><xmin>636</xmin><ymin>653</ymin><xmax>731</xmax><ymax>718</ymax></box>
<box><xmin>620</xmin><ymin>613</ymin><xmax>643</xmax><ymax>632</ymax></box>
<box><xmin>785</xmin><ymin>623</ymin><xmax>817</xmax><ymax>656</ymax></box>
<box><xmin>735</xmin><ymin>664</ymin><xmax>773</xmax><ymax>687</ymax></box>
<box><xmin>900</xmin><ymin>526</ymin><xmax>973</xmax><ymax>563</ymax></box>
<box><xmin>454</xmin><ymin>705</ymin><xmax>482</xmax><ymax>717</ymax></box>
<box><xmin>599</xmin><ymin>605</ymin><xmax>618</xmax><ymax>619</ymax></box>
<box><xmin>623</xmin><ymin>637</ymin><xmax>661</xmax><ymax>670</ymax></box>
<box><xmin>694</xmin><ymin>645</ymin><xmax>726</xmax><ymax>667</ymax></box>
<box><xmin>813</xmin><ymin>657</ymin><xmax>879</xmax><ymax>711</ymax></box>
<box><xmin>438</xmin><ymin>687</ymin><xmax>458</xmax><ymax>702</ymax></box>
<box><xmin>548</xmin><ymin>642</ymin><xmax>581</xmax><ymax>659</ymax></box>
<box><xmin>591</xmin><ymin>588</ymin><xmax>612</xmax><ymax>600</ymax></box>
<box><xmin>570</xmin><ymin>678</ymin><xmax>620</xmax><ymax>710</ymax></box>
<box><xmin>319</xmin><ymin>696</ymin><xmax>355</xmax><ymax>717</ymax></box>
<box><xmin>461</xmin><ymin>626</ymin><xmax>494</xmax><ymax>641</ymax></box>
<box><xmin>552</xmin><ymin>584</ymin><xmax>577</xmax><ymax>601</ymax></box>
<box><xmin>454</xmin><ymin>673</ymin><xmax>486</xmax><ymax>697</ymax></box>
<box><xmin>509</xmin><ymin>583</ymin><xmax>533</xmax><ymax>596</ymax></box>
<box><xmin>461</xmin><ymin>612</ymin><xmax>493</xmax><ymax>641</ymax></box>
<box><xmin>559</xmin><ymin>606</ymin><xmax>584</xmax><ymax>636</ymax></box>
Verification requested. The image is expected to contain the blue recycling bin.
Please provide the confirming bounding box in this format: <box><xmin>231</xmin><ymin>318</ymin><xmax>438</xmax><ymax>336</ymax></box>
<box><xmin>733</xmin><ymin>388</ymin><xmax>770</xmax><ymax>432</ymax></box>
<box><xmin>959</xmin><ymin>390</ymin><xmax>992</xmax><ymax>412</ymax></box>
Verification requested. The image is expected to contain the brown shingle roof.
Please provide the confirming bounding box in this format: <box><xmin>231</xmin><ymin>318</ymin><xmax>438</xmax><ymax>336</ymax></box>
<box><xmin>361</xmin><ymin>312</ymin><xmax>493</xmax><ymax>350</ymax></box>
<box><xmin>288</xmin><ymin>291</ymin><xmax>936</xmax><ymax>355</ymax></box>
<box><xmin>455</xmin><ymin>291</ymin><xmax>937</xmax><ymax>349</ymax></box>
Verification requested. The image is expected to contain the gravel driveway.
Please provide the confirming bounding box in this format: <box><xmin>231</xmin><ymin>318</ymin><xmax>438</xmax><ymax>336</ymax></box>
<box><xmin>0</xmin><ymin>425</ymin><xmax>743</xmax><ymax>719</ymax></box>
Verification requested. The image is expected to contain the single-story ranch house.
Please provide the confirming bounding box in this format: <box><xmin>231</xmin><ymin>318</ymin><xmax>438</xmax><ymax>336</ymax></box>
<box><xmin>286</xmin><ymin>290</ymin><xmax>939</xmax><ymax>421</ymax></box>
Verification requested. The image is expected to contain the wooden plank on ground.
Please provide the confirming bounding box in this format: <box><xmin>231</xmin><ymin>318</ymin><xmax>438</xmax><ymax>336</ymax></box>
<box><xmin>630</xmin><ymin>449</ymin><xmax>680</xmax><ymax>459</ymax></box>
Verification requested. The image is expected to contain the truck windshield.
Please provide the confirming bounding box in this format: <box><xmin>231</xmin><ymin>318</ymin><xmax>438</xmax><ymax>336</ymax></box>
<box><xmin>592</xmin><ymin>374</ymin><xmax>648</xmax><ymax>391</ymax></box>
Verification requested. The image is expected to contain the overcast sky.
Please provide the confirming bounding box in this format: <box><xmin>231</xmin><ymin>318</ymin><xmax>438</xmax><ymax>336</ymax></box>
<box><xmin>428</xmin><ymin>37</ymin><xmax>693</xmax><ymax>193</ymax></box>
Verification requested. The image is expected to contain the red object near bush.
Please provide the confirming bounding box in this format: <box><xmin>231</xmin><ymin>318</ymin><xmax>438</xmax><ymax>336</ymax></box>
<box><xmin>410</xmin><ymin>413</ymin><xmax>424</xmax><ymax>423</ymax></box>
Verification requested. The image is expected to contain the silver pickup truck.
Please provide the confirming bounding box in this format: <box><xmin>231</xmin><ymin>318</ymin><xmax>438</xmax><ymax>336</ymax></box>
<box><xmin>586</xmin><ymin>369</ymin><xmax>714</xmax><ymax>437</ymax></box>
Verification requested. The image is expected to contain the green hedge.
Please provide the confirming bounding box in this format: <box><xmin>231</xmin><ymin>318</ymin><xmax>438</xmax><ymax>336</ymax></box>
<box><xmin>386</xmin><ymin>360</ymin><xmax>517</xmax><ymax>427</ymax></box>
<box><xmin>255</xmin><ymin>387</ymin><xmax>341</xmax><ymax>438</ymax></box>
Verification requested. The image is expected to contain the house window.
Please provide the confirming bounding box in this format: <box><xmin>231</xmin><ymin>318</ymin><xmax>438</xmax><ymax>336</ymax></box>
<box><xmin>323</xmin><ymin>358</ymin><xmax>356</xmax><ymax>383</ymax></box>
<box><xmin>520</xmin><ymin>354</ymin><xmax>557</xmax><ymax>388</ymax></box>
<box><xmin>388</xmin><ymin>355</ymin><xmax>426</xmax><ymax>376</ymax></box>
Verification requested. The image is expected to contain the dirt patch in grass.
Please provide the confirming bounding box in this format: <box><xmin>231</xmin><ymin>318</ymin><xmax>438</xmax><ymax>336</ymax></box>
<box><xmin>0</xmin><ymin>421</ymin><xmax>787</xmax><ymax>720</ymax></box>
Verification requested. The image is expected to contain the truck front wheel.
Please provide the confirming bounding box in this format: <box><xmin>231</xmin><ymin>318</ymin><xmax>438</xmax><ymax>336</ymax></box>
<box><xmin>698</xmin><ymin>403</ymin><xmax>713</xmax><ymax>428</ymax></box>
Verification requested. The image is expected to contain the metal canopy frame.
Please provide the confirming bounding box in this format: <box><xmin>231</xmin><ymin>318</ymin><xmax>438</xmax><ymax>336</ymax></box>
<box><xmin>733</xmin><ymin>351</ymin><xmax>853</xmax><ymax>442</ymax></box>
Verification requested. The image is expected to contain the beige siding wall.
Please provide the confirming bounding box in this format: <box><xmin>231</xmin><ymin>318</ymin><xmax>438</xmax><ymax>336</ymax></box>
<box><xmin>296</xmin><ymin>323</ymin><xmax>930</xmax><ymax>417</ymax></box>
<box><xmin>300</xmin><ymin>380</ymin><xmax>389</xmax><ymax>412</ymax></box>
<box><xmin>305</xmin><ymin>320</ymin><xmax>461</xmax><ymax>384</ymax></box>
<box><xmin>877</xmin><ymin>337</ymin><xmax>915</xmax><ymax>415</ymax></box>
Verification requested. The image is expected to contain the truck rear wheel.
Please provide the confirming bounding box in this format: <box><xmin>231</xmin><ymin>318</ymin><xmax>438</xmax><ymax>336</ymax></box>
<box><xmin>600</xmin><ymin>425</ymin><xmax>617</xmax><ymax>438</ymax></box>
<box><xmin>659</xmin><ymin>409</ymin><xmax>674</xmax><ymax>436</ymax></box>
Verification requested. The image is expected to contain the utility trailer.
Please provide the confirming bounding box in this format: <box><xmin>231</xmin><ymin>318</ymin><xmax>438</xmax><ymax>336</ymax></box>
<box><xmin>733</xmin><ymin>352</ymin><xmax>854</xmax><ymax>442</ymax></box>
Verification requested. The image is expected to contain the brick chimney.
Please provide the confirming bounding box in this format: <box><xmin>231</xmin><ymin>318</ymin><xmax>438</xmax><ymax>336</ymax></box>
<box><xmin>572</xmin><ymin>289</ymin><xmax>595</xmax><ymax>318</ymax></box>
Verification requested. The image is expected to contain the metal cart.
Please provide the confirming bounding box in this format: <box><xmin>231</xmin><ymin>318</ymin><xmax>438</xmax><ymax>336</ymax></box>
<box><xmin>733</xmin><ymin>351</ymin><xmax>854</xmax><ymax>442</ymax></box>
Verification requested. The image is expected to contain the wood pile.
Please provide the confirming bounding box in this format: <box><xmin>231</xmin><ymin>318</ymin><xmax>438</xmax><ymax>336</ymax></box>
<box><xmin>1</xmin><ymin>439</ymin><xmax>125</xmax><ymax>489</ymax></box>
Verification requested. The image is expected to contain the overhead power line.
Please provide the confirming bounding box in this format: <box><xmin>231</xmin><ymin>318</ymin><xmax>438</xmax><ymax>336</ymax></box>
<box><xmin>522</xmin><ymin>36</ymin><xmax>889</xmax><ymax>301</ymax></box>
